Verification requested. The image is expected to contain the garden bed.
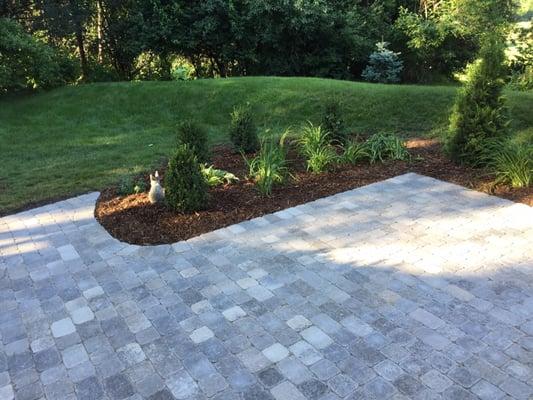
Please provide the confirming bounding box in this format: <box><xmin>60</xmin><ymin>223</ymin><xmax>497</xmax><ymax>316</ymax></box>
<box><xmin>95</xmin><ymin>139</ymin><xmax>532</xmax><ymax>245</ymax></box>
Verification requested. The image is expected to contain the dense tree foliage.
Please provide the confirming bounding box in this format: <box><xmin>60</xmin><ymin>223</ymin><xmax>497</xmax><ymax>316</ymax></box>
<box><xmin>0</xmin><ymin>17</ymin><xmax>76</xmax><ymax>92</ymax></box>
<box><xmin>0</xmin><ymin>0</ymin><xmax>521</xmax><ymax>91</ymax></box>
<box><xmin>446</xmin><ymin>34</ymin><xmax>509</xmax><ymax>164</ymax></box>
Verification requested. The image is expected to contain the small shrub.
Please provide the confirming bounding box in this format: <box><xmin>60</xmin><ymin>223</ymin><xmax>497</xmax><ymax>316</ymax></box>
<box><xmin>362</xmin><ymin>41</ymin><xmax>403</xmax><ymax>84</ymax></box>
<box><xmin>298</xmin><ymin>123</ymin><xmax>337</xmax><ymax>173</ymax></box>
<box><xmin>200</xmin><ymin>164</ymin><xmax>239</xmax><ymax>187</ymax></box>
<box><xmin>446</xmin><ymin>33</ymin><xmax>509</xmax><ymax>165</ymax></box>
<box><xmin>164</xmin><ymin>144</ymin><xmax>208</xmax><ymax>212</ymax></box>
<box><xmin>365</xmin><ymin>133</ymin><xmax>409</xmax><ymax>163</ymax></box>
<box><xmin>245</xmin><ymin>132</ymin><xmax>289</xmax><ymax>196</ymax></box>
<box><xmin>482</xmin><ymin>140</ymin><xmax>532</xmax><ymax>188</ymax></box>
<box><xmin>176</xmin><ymin>120</ymin><xmax>210</xmax><ymax>163</ymax></box>
<box><xmin>322</xmin><ymin>99</ymin><xmax>348</xmax><ymax>144</ymax></box>
<box><xmin>229</xmin><ymin>105</ymin><xmax>260</xmax><ymax>153</ymax></box>
<box><xmin>118</xmin><ymin>175</ymin><xmax>146</xmax><ymax>196</ymax></box>
<box><xmin>340</xmin><ymin>140</ymin><xmax>369</xmax><ymax>165</ymax></box>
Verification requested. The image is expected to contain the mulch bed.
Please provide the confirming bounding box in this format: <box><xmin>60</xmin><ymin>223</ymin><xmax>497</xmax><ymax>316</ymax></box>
<box><xmin>95</xmin><ymin>139</ymin><xmax>532</xmax><ymax>245</ymax></box>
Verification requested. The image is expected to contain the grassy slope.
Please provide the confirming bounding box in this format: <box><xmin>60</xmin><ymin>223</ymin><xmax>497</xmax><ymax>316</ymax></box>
<box><xmin>1</xmin><ymin>76</ymin><xmax>532</xmax><ymax>214</ymax></box>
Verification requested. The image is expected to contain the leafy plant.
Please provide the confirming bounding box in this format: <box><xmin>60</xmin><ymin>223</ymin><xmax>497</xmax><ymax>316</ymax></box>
<box><xmin>446</xmin><ymin>33</ymin><xmax>509</xmax><ymax>165</ymax></box>
<box><xmin>298</xmin><ymin>123</ymin><xmax>337</xmax><ymax>173</ymax></box>
<box><xmin>200</xmin><ymin>164</ymin><xmax>239</xmax><ymax>187</ymax></box>
<box><xmin>340</xmin><ymin>140</ymin><xmax>369</xmax><ymax>165</ymax></box>
<box><xmin>365</xmin><ymin>132</ymin><xmax>409</xmax><ymax>163</ymax></box>
<box><xmin>117</xmin><ymin>175</ymin><xmax>146</xmax><ymax>196</ymax></box>
<box><xmin>482</xmin><ymin>140</ymin><xmax>532</xmax><ymax>188</ymax></box>
<box><xmin>164</xmin><ymin>144</ymin><xmax>208</xmax><ymax>212</ymax></box>
<box><xmin>230</xmin><ymin>104</ymin><xmax>260</xmax><ymax>153</ymax></box>
<box><xmin>245</xmin><ymin>132</ymin><xmax>289</xmax><ymax>195</ymax></box>
<box><xmin>322</xmin><ymin>99</ymin><xmax>348</xmax><ymax>144</ymax></box>
<box><xmin>362</xmin><ymin>41</ymin><xmax>403</xmax><ymax>84</ymax></box>
<box><xmin>176</xmin><ymin>120</ymin><xmax>210</xmax><ymax>163</ymax></box>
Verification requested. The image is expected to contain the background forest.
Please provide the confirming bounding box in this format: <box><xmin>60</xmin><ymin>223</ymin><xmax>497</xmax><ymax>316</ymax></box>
<box><xmin>1</xmin><ymin>0</ymin><xmax>531</xmax><ymax>93</ymax></box>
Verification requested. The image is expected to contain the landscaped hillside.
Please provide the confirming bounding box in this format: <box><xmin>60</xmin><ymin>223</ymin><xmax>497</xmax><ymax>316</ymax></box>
<box><xmin>1</xmin><ymin>77</ymin><xmax>532</xmax><ymax>214</ymax></box>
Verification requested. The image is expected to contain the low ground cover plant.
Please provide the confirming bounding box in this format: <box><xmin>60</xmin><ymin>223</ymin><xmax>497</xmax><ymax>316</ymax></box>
<box><xmin>230</xmin><ymin>104</ymin><xmax>260</xmax><ymax>153</ymax></box>
<box><xmin>365</xmin><ymin>132</ymin><xmax>410</xmax><ymax>163</ymax></box>
<box><xmin>200</xmin><ymin>164</ymin><xmax>239</xmax><ymax>187</ymax></box>
<box><xmin>117</xmin><ymin>174</ymin><xmax>146</xmax><ymax>196</ymax></box>
<box><xmin>164</xmin><ymin>144</ymin><xmax>208</xmax><ymax>212</ymax></box>
<box><xmin>298</xmin><ymin>123</ymin><xmax>337</xmax><ymax>173</ymax></box>
<box><xmin>176</xmin><ymin>120</ymin><xmax>210</xmax><ymax>163</ymax></box>
<box><xmin>245</xmin><ymin>132</ymin><xmax>289</xmax><ymax>195</ymax></box>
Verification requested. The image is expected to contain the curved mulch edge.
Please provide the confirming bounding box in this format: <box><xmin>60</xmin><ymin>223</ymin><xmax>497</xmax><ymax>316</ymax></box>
<box><xmin>95</xmin><ymin>139</ymin><xmax>532</xmax><ymax>245</ymax></box>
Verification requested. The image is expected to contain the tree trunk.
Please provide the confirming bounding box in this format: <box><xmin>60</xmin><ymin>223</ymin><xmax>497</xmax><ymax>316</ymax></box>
<box><xmin>75</xmin><ymin>28</ymin><xmax>88</xmax><ymax>80</ymax></box>
<box><xmin>97</xmin><ymin>0</ymin><xmax>103</xmax><ymax>63</ymax></box>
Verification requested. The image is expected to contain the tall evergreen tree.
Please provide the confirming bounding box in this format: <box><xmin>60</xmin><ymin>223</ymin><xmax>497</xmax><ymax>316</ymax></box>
<box><xmin>446</xmin><ymin>33</ymin><xmax>509</xmax><ymax>164</ymax></box>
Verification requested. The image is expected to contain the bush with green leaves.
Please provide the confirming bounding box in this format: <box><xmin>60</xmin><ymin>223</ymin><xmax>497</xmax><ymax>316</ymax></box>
<box><xmin>446</xmin><ymin>34</ymin><xmax>509</xmax><ymax>165</ymax></box>
<box><xmin>340</xmin><ymin>140</ymin><xmax>369</xmax><ymax>165</ymax></box>
<box><xmin>362</xmin><ymin>42</ymin><xmax>403</xmax><ymax>84</ymax></box>
<box><xmin>229</xmin><ymin>105</ymin><xmax>260</xmax><ymax>153</ymax></box>
<box><xmin>365</xmin><ymin>133</ymin><xmax>409</xmax><ymax>163</ymax></box>
<box><xmin>117</xmin><ymin>175</ymin><xmax>147</xmax><ymax>196</ymax></box>
<box><xmin>164</xmin><ymin>144</ymin><xmax>208</xmax><ymax>212</ymax></box>
<box><xmin>200</xmin><ymin>164</ymin><xmax>239</xmax><ymax>187</ymax></box>
<box><xmin>322</xmin><ymin>99</ymin><xmax>348</xmax><ymax>144</ymax></box>
<box><xmin>298</xmin><ymin>123</ymin><xmax>337</xmax><ymax>173</ymax></box>
<box><xmin>0</xmin><ymin>18</ymin><xmax>70</xmax><ymax>92</ymax></box>
<box><xmin>245</xmin><ymin>132</ymin><xmax>289</xmax><ymax>196</ymax></box>
<box><xmin>481</xmin><ymin>140</ymin><xmax>532</xmax><ymax>188</ymax></box>
<box><xmin>176</xmin><ymin>120</ymin><xmax>210</xmax><ymax>163</ymax></box>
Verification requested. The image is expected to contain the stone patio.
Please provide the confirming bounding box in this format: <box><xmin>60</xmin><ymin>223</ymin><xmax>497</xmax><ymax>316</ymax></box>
<box><xmin>0</xmin><ymin>173</ymin><xmax>532</xmax><ymax>400</ymax></box>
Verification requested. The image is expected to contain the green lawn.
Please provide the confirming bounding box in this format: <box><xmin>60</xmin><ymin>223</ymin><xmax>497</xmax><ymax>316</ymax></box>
<box><xmin>1</xmin><ymin>76</ymin><xmax>532</xmax><ymax>214</ymax></box>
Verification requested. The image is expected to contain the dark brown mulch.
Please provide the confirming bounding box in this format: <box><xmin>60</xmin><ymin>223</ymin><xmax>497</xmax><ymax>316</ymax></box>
<box><xmin>95</xmin><ymin>139</ymin><xmax>532</xmax><ymax>245</ymax></box>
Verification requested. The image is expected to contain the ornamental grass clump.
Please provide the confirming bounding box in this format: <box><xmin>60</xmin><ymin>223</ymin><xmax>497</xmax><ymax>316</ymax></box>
<box><xmin>164</xmin><ymin>144</ymin><xmax>208</xmax><ymax>212</ymax></box>
<box><xmin>481</xmin><ymin>140</ymin><xmax>532</xmax><ymax>188</ymax></box>
<box><xmin>298</xmin><ymin>123</ymin><xmax>337</xmax><ymax>173</ymax></box>
<box><xmin>339</xmin><ymin>139</ymin><xmax>369</xmax><ymax>165</ymax></box>
<box><xmin>245</xmin><ymin>132</ymin><xmax>289</xmax><ymax>196</ymax></box>
<box><xmin>364</xmin><ymin>132</ymin><xmax>409</xmax><ymax>163</ymax></box>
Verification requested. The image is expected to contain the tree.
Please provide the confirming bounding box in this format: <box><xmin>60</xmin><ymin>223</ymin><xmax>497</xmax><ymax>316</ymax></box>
<box><xmin>446</xmin><ymin>34</ymin><xmax>509</xmax><ymax>164</ymax></box>
<box><xmin>362</xmin><ymin>41</ymin><xmax>404</xmax><ymax>83</ymax></box>
<box><xmin>0</xmin><ymin>17</ymin><xmax>64</xmax><ymax>92</ymax></box>
<box><xmin>35</xmin><ymin>0</ymin><xmax>93</xmax><ymax>79</ymax></box>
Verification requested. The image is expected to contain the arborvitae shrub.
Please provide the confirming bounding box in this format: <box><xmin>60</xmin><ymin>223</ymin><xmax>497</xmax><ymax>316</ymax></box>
<box><xmin>229</xmin><ymin>105</ymin><xmax>260</xmax><ymax>153</ymax></box>
<box><xmin>176</xmin><ymin>120</ymin><xmax>210</xmax><ymax>163</ymax></box>
<box><xmin>164</xmin><ymin>144</ymin><xmax>208</xmax><ymax>212</ymax></box>
<box><xmin>446</xmin><ymin>34</ymin><xmax>509</xmax><ymax>165</ymax></box>
<box><xmin>322</xmin><ymin>99</ymin><xmax>348</xmax><ymax>144</ymax></box>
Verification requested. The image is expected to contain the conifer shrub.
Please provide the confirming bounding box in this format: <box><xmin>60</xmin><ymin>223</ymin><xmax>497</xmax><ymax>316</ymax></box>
<box><xmin>229</xmin><ymin>104</ymin><xmax>260</xmax><ymax>153</ymax></box>
<box><xmin>322</xmin><ymin>99</ymin><xmax>348</xmax><ymax>144</ymax></box>
<box><xmin>164</xmin><ymin>144</ymin><xmax>208</xmax><ymax>212</ymax></box>
<box><xmin>446</xmin><ymin>34</ymin><xmax>509</xmax><ymax>165</ymax></box>
<box><xmin>176</xmin><ymin>120</ymin><xmax>210</xmax><ymax>163</ymax></box>
<box><xmin>362</xmin><ymin>42</ymin><xmax>403</xmax><ymax>84</ymax></box>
